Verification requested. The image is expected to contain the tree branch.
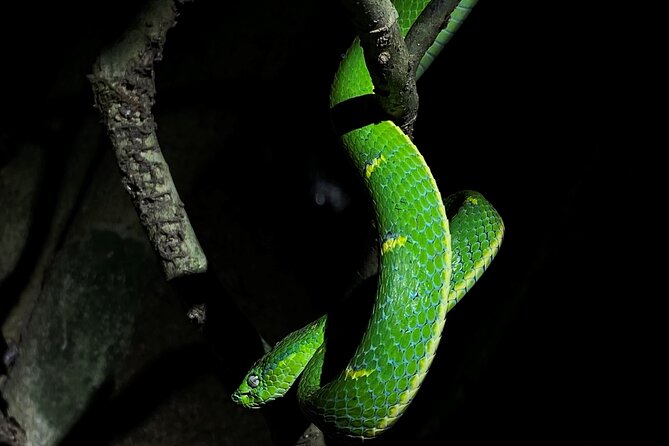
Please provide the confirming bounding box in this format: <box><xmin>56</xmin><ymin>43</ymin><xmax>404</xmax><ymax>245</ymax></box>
<box><xmin>405</xmin><ymin>0</ymin><xmax>462</xmax><ymax>69</ymax></box>
<box><xmin>340</xmin><ymin>0</ymin><xmax>469</xmax><ymax>136</ymax></box>
<box><xmin>88</xmin><ymin>0</ymin><xmax>207</xmax><ymax>280</ymax></box>
<box><xmin>340</xmin><ymin>0</ymin><xmax>418</xmax><ymax>135</ymax></box>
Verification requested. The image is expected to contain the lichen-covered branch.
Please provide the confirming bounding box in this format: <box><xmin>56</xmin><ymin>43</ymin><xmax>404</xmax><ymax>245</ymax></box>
<box><xmin>88</xmin><ymin>0</ymin><xmax>206</xmax><ymax>280</ymax></box>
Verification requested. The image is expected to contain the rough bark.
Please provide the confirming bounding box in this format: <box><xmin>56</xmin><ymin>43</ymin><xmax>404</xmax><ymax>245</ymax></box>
<box><xmin>89</xmin><ymin>0</ymin><xmax>206</xmax><ymax>280</ymax></box>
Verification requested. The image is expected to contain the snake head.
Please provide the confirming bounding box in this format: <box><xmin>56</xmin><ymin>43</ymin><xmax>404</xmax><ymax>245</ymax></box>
<box><xmin>231</xmin><ymin>367</ymin><xmax>267</xmax><ymax>408</ymax></box>
<box><xmin>230</xmin><ymin>347</ymin><xmax>311</xmax><ymax>408</ymax></box>
<box><xmin>231</xmin><ymin>317</ymin><xmax>326</xmax><ymax>408</ymax></box>
<box><xmin>231</xmin><ymin>351</ymin><xmax>306</xmax><ymax>408</ymax></box>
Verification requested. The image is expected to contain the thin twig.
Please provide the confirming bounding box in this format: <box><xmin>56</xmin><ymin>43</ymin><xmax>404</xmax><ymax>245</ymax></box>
<box><xmin>405</xmin><ymin>0</ymin><xmax>462</xmax><ymax>69</ymax></box>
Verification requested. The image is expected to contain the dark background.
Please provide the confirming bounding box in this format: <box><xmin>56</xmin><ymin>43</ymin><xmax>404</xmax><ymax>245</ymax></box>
<box><xmin>1</xmin><ymin>1</ymin><xmax>628</xmax><ymax>445</ymax></box>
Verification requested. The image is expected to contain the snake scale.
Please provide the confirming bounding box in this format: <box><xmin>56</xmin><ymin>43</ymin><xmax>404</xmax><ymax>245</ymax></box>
<box><xmin>232</xmin><ymin>0</ymin><xmax>504</xmax><ymax>439</ymax></box>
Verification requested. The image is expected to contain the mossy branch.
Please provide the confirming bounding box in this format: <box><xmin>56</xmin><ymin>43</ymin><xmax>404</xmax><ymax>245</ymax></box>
<box><xmin>88</xmin><ymin>0</ymin><xmax>206</xmax><ymax>280</ymax></box>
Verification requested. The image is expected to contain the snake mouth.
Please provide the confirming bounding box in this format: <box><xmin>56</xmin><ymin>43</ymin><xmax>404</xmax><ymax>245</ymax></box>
<box><xmin>231</xmin><ymin>391</ymin><xmax>263</xmax><ymax>409</ymax></box>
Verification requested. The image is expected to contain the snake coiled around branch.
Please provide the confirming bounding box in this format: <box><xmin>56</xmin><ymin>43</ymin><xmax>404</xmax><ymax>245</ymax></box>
<box><xmin>232</xmin><ymin>0</ymin><xmax>504</xmax><ymax>440</ymax></box>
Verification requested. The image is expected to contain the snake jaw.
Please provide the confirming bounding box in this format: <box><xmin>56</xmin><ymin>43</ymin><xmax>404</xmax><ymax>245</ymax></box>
<box><xmin>231</xmin><ymin>390</ymin><xmax>263</xmax><ymax>409</ymax></box>
<box><xmin>231</xmin><ymin>386</ymin><xmax>265</xmax><ymax>409</ymax></box>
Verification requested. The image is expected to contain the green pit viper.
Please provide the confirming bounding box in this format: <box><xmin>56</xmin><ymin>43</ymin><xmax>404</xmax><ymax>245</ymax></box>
<box><xmin>232</xmin><ymin>0</ymin><xmax>504</xmax><ymax>439</ymax></box>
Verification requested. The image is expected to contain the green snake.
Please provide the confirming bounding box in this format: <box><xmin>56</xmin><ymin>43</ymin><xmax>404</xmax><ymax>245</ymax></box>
<box><xmin>232</xmin><ymin>0</ymin><xmax>504</xmax><ymax>439</ymax></box>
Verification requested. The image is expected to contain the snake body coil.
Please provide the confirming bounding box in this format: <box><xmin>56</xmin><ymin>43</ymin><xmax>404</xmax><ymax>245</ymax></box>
<box><xmin>232</xmin><ymin>0</ymin><xmax>504</xmax><ymax>439</ymax></box>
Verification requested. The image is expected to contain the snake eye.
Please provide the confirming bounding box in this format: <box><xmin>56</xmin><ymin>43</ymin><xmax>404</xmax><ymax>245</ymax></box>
<box><xmin>247</xmin><ymin>374</ymin><xmax>260</xmax><ymax>388</ymax></box>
